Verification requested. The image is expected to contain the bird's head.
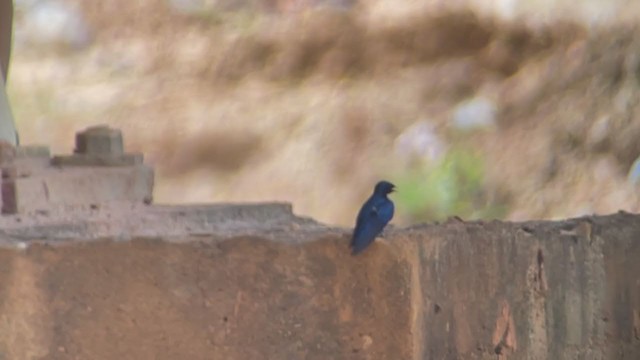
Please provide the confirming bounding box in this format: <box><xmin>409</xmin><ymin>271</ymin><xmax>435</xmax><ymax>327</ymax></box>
<box><xmin>374</xmin><ymin>180</ymin><xmax>396</xmax><ymax>195</ymax></box>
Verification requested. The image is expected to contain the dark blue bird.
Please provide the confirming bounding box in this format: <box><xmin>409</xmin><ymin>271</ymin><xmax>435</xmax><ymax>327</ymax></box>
<box><xmin>350</xmin><ymin>180</ymin><xmax>396</xmax><ymax>255</ymax></box>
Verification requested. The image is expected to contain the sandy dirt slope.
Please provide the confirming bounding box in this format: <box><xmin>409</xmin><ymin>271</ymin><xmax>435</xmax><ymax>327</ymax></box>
<box><xmin>8</xmin><ymin>0</ymin><xmax>640</xmax><ymax>225</ymax></box>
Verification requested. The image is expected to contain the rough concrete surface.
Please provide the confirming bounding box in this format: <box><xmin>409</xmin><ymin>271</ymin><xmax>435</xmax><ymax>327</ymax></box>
<box><xmin>0</xmin><ymin>128</ymin><xmax>154</xmax><ymax>215</ymax></box>
<box><xmin>2</xmin><ymin>165</ymin><xmax>154</xmax><ymax>214</ymax></box>
<box><xmin>0</xmin><ymin>205</ymin><xmax>637</xmax><ymax>359</ymax></box>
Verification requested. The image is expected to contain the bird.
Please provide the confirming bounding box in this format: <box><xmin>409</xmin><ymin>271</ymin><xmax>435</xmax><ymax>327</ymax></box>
<box><xmin>350</xmin><ymin>180</ymin><xmax>396</xmax><ymax>255</ymax></box>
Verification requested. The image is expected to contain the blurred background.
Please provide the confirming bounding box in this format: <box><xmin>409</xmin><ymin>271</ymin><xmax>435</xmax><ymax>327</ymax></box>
<box><xmin>7</xmin><ymin>0</ymin><xmax>640</xmax><ymax>226</ymax></box>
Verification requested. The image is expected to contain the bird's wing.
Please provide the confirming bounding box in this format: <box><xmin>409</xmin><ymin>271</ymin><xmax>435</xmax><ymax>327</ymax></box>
<box><xmin>351</xmin><ymin>199</ymin><xmax>389</xmax><ymax>251</ymax></box>
<box><xmin>376</xmin><ymin>199</ymin><xmax>394</xmax><ymax>224</ymax></box>
<box><xmin>354</xmin><ymin>197</ymin><xmax>374</xmax><ymax>228</ymax></box>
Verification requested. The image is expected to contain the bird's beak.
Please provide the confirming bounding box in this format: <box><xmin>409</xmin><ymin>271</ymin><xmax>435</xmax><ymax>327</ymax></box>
<box><xmin>391</xmin><ymin>187</ymin><xmax>397</xmax><ymax>193</ymax></box>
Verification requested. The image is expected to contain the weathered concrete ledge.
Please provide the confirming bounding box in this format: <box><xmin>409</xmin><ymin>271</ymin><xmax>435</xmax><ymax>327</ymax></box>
<box><xmin>0</xmin><ymin>205</ymin><xmax>638</xmax><ymax>359</ymax></box>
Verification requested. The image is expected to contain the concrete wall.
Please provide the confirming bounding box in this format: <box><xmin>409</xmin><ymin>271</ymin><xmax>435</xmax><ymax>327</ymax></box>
<box><xmin>0</xmin><ymin>205</ymin><xmax>637</xmax><ymax>359</ymax></box>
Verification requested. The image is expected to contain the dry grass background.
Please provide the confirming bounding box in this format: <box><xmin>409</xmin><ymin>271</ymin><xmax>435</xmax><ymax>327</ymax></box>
<box><xmin>8</xmin><ymin>0</ymin><xmax>640</xmax><ymax>225</ymax></box>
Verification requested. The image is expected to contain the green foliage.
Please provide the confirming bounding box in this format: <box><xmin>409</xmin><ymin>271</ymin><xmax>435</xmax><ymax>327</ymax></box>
<box><xmin>394</xmin><ymin>148</ymin><xmax>508</xmax><ymax>222</ymax></box>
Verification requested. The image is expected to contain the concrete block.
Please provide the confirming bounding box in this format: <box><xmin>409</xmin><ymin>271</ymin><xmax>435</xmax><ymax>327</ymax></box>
<box><xmin>0</xmin><ymin>128</ymin><xmax>154</xmax><ymax>213</ymax></box>
<box><xmin>0</xmin><ymin>213</ymin><xmax>636</xmax><ymax>359</ymax></box>
<box><xmin>2</xmin><ymin>165</ymin><xmax>154</xmax><ymax>214</ymax></box>
<box><xmin>3</xmin><ymin>146</ymin><xmax>53</xmax><ymax>179</ymax></box>
<box><xmin>15</xmin><ymin>145</ymin><xmax>51</xmax><ymax>159</ymax></box>
<box><xmin>3</xmin><ymin>159</ymin><xmax>49</xmax><ymax>179</ymax></box>
<box><xmin>51</xmin><ymin>153</ymin><xmax>143</xmax><ymax>167</ymax></box>
<box><xmin>75</xmin><ymin>125</ymin><xmax>124</xmax><ymax>156</ymax></box>
<box><xmin>0</xmin><ymin>139</ymin><xmax>15</xmax><ymax>165</ymax></box>
<box><xmin>53</xmin><ymin>126</ymin><xmax>142</xmax><ymax>167</ymax></box>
